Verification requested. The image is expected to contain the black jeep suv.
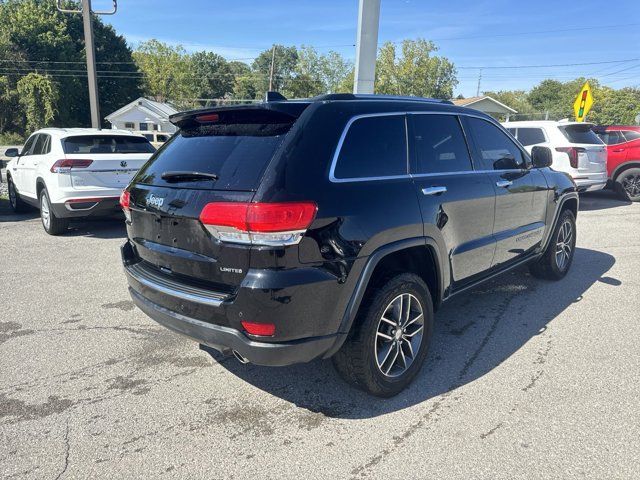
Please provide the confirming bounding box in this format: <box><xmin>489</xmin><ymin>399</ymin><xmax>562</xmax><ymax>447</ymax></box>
<box><xmin>120</xmin><ymin>93</ymin><xmax>578</xmax><ymax>396</ymax></box>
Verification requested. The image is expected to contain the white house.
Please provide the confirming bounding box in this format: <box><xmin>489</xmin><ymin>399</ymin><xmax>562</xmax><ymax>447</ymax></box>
<box><xmin>105</xmin><ymin>97</ymin><xmax>179</xmax><ymax>133</ymax></box>
<box><xmin>452</xmin><ymin>96</ymin><xmax>517</xmax><ymax>119</ymax></box>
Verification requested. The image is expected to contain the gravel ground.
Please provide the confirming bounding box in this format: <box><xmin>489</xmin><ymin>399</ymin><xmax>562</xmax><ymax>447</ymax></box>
<box><xmin>0</xmin><ymin>190</ymin><xmax>639</xmax><ymax>479</ymax></box>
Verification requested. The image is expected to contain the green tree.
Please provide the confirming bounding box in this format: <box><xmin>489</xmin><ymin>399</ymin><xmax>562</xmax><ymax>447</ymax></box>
<box><xmin>187</xmin><ymin>51</ymin><xmax>234</xmax><ymax>101</ymax></box>
<box><xmin>375</xmin><ymin>39</ymin><xmax>457</xmax><ymax>99</ymax></box>
<box><xmin>482</xmin><ymin>89</ymin><xmax>534</xmax><ymax>116</ymax></box>
<box><xmin>16</xmin><ymin>73</ymin><xmax>58</xmax><ymax>131</ymax></box>
<box><xmin>133</xmin><ymin>39</ymin><xmax>190</xmax><ymax>103</ymax></box>
<box><xmin>295</xmin><ymin>46</ymin><xmax>352</xmax><ymax>96</ymax></box>
<box><xmin>238</xmin><ymin>44</ymin><xmax>299</xmax><ymax>99</ymax></box>
<box><xmin>0</xmin><ymin>0</ymin><xmax>142</xmax><ymax>133</ymax></box>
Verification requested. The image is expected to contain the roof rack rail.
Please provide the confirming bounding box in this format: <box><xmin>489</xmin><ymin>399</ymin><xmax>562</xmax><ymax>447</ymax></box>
<box><xmin>353</xmin><ymin>94</ymin><xmax>453</xmax><ymax>104</ymax></box>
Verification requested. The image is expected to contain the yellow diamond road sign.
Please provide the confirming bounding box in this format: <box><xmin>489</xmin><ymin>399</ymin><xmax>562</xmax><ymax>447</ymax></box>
<box><xmin>573</xmin><ymin>81</ymin><xmax>594</xmax><ymax>122</ymax></box>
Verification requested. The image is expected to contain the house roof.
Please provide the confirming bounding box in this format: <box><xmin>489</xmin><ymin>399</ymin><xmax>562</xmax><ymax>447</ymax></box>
<box><xmin>105</xmin><ymin>97</ymin><xmax>179</xmax><ymax>122</ymax></box>
<box><xmin>452</xmin><ymin>95</ymin><xmax>517</xmax><ymax>114</ymax></box>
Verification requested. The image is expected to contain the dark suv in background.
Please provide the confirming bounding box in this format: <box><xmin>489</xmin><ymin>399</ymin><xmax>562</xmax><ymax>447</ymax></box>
<box><xmin>120</xmin><ymin>93</ymin><xmax>578</xmax><ymax>396</ymax></box>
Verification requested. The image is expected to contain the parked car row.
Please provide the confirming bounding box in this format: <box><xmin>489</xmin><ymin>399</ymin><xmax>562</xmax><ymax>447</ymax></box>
<box><xmin>501</xmin><ymin>120</ymin><xmax>640</xmax><ymax>202</ymax></box>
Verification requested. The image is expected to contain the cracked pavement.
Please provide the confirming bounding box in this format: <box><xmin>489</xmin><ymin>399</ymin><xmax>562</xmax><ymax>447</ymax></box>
<box><xmin>1</xmin><ymin>190</ymin><xmax>639</xmax><ymax>479</ymax></box>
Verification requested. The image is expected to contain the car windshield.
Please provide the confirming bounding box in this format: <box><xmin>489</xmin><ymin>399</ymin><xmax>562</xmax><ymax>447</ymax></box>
<box><xmin>62</xmin><ymin>135</ymin><xmax>156</xmax><ymax>154</ymax></box>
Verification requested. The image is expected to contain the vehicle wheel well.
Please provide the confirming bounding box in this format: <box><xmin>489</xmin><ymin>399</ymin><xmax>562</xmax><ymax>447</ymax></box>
<box><xmin>365</xmin><ymin>246</ymin><xmax>439</xmax><ymax>311</ymax></box>
<box><xmin>36</xmin><ymin>179</ymin><xmax>46</xmax><ymax>197</ymax></box>
<box><xmin>613</xmin><ymin>162</ymin><xmax>640</xmax><ymax>182</ymax></box>
<box><xmin>562</xmin><ymin>197</ymin><xmax>578</xmax><ymax>218</ymax></box>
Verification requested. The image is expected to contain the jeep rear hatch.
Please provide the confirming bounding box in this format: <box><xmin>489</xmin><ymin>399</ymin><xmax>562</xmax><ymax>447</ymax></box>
<box><xmin>125</xmin><ymin>105</ymin><xmax>307</xmax><ymax>299</ymax></box>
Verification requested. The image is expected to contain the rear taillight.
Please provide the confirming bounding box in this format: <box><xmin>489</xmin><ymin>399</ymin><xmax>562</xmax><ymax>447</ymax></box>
<box><xmin>241</xmin><ymin>321</ymin><xmax>276</xmax><ymax>336</ymax></box>
<box><xmin>199</xmin><ymin>201</ymin><xmax>317</xmax><ymax>246</ymax></box>
<box><xmin>120</xmin><ymin>190</ymin><xmax>131</xmax><ymax>222</ymax></box>
<box><xmin>50</xmin><ymin>159</ymin><xmax>93</xmax><ymax>173</ymax></box>
<box><xmin>555</xmin><ymin>147</ymin><xmax>585</xmax><ymax>169</ymax></box>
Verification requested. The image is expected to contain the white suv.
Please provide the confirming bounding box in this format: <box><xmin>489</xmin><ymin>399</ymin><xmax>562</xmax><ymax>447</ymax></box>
<box><xmin>5</xmin><ymin>128</ymin><xmax>155</xmax><ymax>235</ymax></box>
<box><xmin>502</xmin><ymin>121</ymin><xmax>607</xmax><ymax>192</ymax></box>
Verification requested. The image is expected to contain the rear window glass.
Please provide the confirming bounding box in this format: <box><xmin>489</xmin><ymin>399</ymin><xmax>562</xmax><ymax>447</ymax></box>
<box><xmin>133</xmin><ymin>122</ymin><xmax>291</xmax><ymax>191</ymax></box>
<box><xmin>334</xmin><ymin>115</ymin><xmax>407</xmax><ymax>179</ymax></box>
<box><xmin>558</xmin><ymin>125</ymin><xmax>602</xmax><ymax>145</ymax></box>
<box><xmin>63</xmin><ymin>135</ymin><xmax>155</xmax><ymax>154</ymax></box>
<box><xmin>622</xmin><ymin>130</ymin><xmax>640</xmax><ymax>142</ymax></box>
<box><xmin>517</xmin><ymin>128</ymin><xmax>546</xmax><ymax>146</ymax></box>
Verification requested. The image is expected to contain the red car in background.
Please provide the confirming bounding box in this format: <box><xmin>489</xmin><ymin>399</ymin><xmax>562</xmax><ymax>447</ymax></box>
<box><xmin>593</xmin><ymin>125</ymin><xmax>640</xmax><ymax>201</ymax></box>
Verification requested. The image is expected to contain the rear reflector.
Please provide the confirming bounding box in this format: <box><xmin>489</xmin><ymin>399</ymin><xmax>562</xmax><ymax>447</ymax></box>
<box><xmin>241</xmin><ymin>321</ymin><xmax>276</xmax><ymax>336</ymax></box>
<box><xmin>200</xmin><ymin>201</ymin><xmax>317</xmax><ymax>246</ymax></box>
<box><xmin>50</xmin><ymin>159</ymin><xmax>93</xmax><ymax>173</ymax></box>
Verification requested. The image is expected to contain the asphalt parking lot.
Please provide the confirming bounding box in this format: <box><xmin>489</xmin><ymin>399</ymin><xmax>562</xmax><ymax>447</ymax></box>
<box><xmin>1</xmin><ymin>190</ymin><xmax>639</xmax><ymax>479</ymax></box>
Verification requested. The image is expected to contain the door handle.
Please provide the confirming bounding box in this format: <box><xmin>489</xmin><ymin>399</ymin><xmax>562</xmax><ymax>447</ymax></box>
<box><xmin>612</xmin><ymin>148</ymin><xmax>625</xmax><ymax>153</ymax></box>
<box><xmin>496</xmin><ymin>180</ymin><xmax>512</xmax><ymax>188</ymax></box>
<box><xmin>422</xmin><ymin>186</ymin><xmax>447</xmax><ymax>196</ymax></box>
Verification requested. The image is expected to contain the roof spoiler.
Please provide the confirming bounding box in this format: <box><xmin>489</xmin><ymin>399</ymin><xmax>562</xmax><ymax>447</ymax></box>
<box><xmin>265</xmin><ymin>91</ymin><xmax>287</xmax><ymax>102</ymax></box>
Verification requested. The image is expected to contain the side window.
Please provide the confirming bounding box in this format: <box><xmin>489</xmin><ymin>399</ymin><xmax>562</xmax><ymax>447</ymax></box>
<box><xmin>516</xmin><ymin>128</ymin><xmax>546</xmax><ymax>146</ymax></box>
<box><xmin>622</xmin><ymin>130</ymin><xmax>640</xmax><ymax>142</ymax></box>
<box><xmin>42</xmin><ymin>134</ymin><xmax>52</xmax><ymax>154</ymax></box>
<box><xmin>21</xmin><ymin>135</ymin><xmax>38</xmax><ymax>156</ymax></box>
<box><xmin>333</xmin><ymin>115</ymin><xmax>407</xmax><ymax>180</ymax></box>
<box><xmin>507</xmin><ymin>128</ymin><xmax>516</xmax><ymax>136</ymax></box>
<box><xmin>411</xmin><ymin>114</ymin><xmax>472</xmax><ymax>174</ymax></box>
<box><xmin>32</xmin><ymin>134</ymin><xmax>48</xmax><ymax>155</ymax></box>
<box><xmin>466</xmin><ymin>117</ymin><xmax>526</xmax><ymax>170</ymax></box>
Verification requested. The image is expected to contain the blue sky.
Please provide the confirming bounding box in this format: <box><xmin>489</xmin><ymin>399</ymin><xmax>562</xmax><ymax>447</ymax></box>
<box><xmin>102</xmin><ymin>0</ymin><xmax>640</xmax><ymax>97</ymax></box>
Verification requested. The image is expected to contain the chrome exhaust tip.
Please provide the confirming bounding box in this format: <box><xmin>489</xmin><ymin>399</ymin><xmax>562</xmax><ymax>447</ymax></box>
<box><xmin>232</xmin><ymin>350</ymin><xmax>250</xmax><ymax>364</ymax></box>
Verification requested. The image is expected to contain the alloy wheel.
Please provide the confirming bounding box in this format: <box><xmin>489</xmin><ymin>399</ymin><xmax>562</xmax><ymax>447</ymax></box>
<box><xmin>8</xmin><ymin>180</ymin><xmax>17</xmax><ymax>209</ymax></box>
<box><xmin>555</xmin><ymin>219</ymin><xmax>573</xmax><ymax>271</ymax></box>
<box><xmin>41</xmin><ymin>194</ymin><xmax>51</xmax><ymax>230</ymax></box>
<box><xmin>621</xmin><ymin>174</ymin><xmax>640</xmax><ymax>198</ymax></box>
<box><xmin>375</xmin><ymin>293</ymin><xmax>424</xmax><ymax>378</ymax></box>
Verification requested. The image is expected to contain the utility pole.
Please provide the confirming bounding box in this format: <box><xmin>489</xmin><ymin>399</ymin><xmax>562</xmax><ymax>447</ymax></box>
<box><xmin>353</xmin><ymin>0</ymin><xmax>380</xmax><ymax>94</ymax></box>
<box><xmin>56</xmin><ymin>0</ymin><xmax>118</xmax><ymax>129</ymax></box>
<box><xmin>476</xmin><ymin>68</ymin><xmax>482</xmax><ymax>97</ymax></box>
<box><xmin>268</xmin><ymin>45</ymin><xmax>276</xmax><ymax>91</ymax></box>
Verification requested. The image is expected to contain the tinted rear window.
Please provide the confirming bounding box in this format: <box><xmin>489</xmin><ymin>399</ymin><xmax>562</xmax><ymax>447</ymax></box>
<box><xmin>63</xmin><ymin>135</ymin><xmax>155</xmax><ymax>154</ymax></box>
<box><xmin>134</xmin><ymin>122</ymin><xmax>291</xmax><ymax>190</ymax></box>
<box><xmin>558</xmin><ymin>125</ymin><xmax>602</xmax><ymax>145</ymax></box>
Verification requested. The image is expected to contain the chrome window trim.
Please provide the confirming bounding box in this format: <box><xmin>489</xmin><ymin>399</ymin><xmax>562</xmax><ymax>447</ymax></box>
<box><xmin>329</xmin><ymin>110</ymin><xmax>512</xmax><ymax>184</ymax></box>
<box><xmin>329</xmin><ymin>112</ymin><xmax>410</xmax><ymax>184</ymax></box>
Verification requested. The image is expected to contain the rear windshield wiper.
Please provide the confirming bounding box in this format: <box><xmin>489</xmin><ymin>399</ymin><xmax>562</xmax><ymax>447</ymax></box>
<box><xmin>161</xmin><ymin>171</ymin><xmax>219</xmax><ymax>182</ymax></box>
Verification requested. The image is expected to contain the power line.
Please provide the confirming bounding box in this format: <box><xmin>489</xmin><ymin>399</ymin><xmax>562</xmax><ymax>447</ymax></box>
<box><xmin>457</xmin><ymin>58</ymin><xmax>640</xmax><ymax>70</ymax></box>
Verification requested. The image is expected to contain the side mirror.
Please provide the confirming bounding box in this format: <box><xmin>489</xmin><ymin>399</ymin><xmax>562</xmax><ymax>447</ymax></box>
<box><xmin>493</xmin><ymin>154</ymin><xmax>520</xmax><ymax>170</ymax></box>
<box><xmin>4</xmin><ymin>148</ymin><xmax>19</xmax><ymax>158</ymax></box>
<box><xmin>531</xmin><ymin>146</ymin><xmax>553</xmax><ymax>168</ymax></box>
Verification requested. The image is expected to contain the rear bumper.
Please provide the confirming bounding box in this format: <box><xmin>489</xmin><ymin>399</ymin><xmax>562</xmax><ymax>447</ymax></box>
<box><xmin>121</xmin><ymin>240</ymin><xmax>347</xmax><ymax>366</ymax></box>
<box><xmin>573</xmin><ymin>173</ymin><xmax>607</xmax><ymax>192</ymax></box>
<box><xmin>50</xmin><ymin>196</ymin><xmax>122</xmax><ymax>218</ymax></box>
<box><xmin>129</xmin><ymin>287</ymin><xmax>341</xmax><ymax>366</ymax></box>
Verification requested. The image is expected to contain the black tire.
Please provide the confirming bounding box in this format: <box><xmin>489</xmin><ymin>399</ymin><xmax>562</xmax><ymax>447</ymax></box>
<box><xmin>39</xmin><ymin>188</ymin><xmax>69</xmax><ymax>235</ymax></box>
<box><xmin>332</xmin><ymin>273</ymin><xmax>434</xmax><ymax>397</ymax></box>
<box><xmin>614</xmin><ymin>168</ymin><xmax>640</xmax><ymax>202</ymax></box>
<box><xmin>7</xmin><ymin>176</ymin><xmax>28</xmax><ymax>213</ymax></box>
<box><xmin>529</xmin><ymin>209</ymin><xmax>576</xmax><ymax>280</ymax></box>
